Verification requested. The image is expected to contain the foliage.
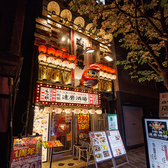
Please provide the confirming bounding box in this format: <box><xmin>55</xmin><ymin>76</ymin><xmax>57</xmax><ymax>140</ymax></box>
<box><xmin>69</xmin><ymin>0</ymin><xmax>168</xmax><ymax>89</ymax></box>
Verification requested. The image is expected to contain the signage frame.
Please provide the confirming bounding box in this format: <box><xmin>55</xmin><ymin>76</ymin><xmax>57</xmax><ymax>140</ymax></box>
<box><xmin>143</xmin><ymin>117</ymin><xmax>168</xmax><ymax>168</ymax></box>
<box><xmin>35</xmin><ymin>83</ymin><xmax>101</xmax><ymax>108</ymax></box>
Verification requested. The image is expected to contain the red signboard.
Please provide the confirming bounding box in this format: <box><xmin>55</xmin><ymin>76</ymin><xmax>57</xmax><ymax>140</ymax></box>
<box><xmin>35</xmin><ymin>83</ymin><xmax>101</xmax><ymax>108</ymax></box>
<box><xmin>11</xmin><ymin>136</ymin><xmax>42</xmax><ymax>168</ymax></box>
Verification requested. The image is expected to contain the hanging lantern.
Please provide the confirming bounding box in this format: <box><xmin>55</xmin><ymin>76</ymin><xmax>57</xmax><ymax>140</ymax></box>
<box><xmin>82</xmin><ymin>109</ymin><xmax>88</xmax><ymax>114</ymax></box>
<box><xmin>68</xmin><ymin>54</ymin><xmax>76</xmax><ymax>62</ymax></box>
<box><xmin>103</xmin><ymin>66</ymin><xmax>108</xmax><ymax>72</ymax></box>
<box><xmin>107</xmin><ymin>73</ymin><xmax>112</xmax><ymax>79</ymax></box>
<box><xmin>95</xmin><ymin>109</ymin><xmax>102</xmax><ymax>114</ymax></box>
<box><xmin>74</xmin><ymin>109</ymin><xmax>80</xmax><ymax>114</ymax></box>
<box><xmin>47</xmin><ymin>56</ymin><xmax>55</xmax><ymax>64</ymax></box>
<box><xmin>61</xmin><ymin>48</ymin><xmax>66</xmax><ymax>52</ymax></box>
<box><xmin>62</xmin><ymin>60</ymin><xmax>69</xmax><ymax>67</ymax></box>
<box><xmin>38</xmin><ymin>45</ymin><xmax>47</xmax><ymax>53</ymax></box>
<box><xmin>99</xmin><ymin>70</ymin><xmax>104</xmax><ymax>77</ymax></box>
<box><xmin>107</xmin><ymin>67</ymin><xmax>112</xmax><ymax>73</ymax></box>
<box><xmin>65</xmin><ymin>108</ymin><xmax>72</xmax><ymax>114</ymax></box>
<box><xmin>110</xmin><ymin>69</ymin><xmax>116</xmax><ymax>74</ymax></box>
<box><xmin>111</xmin><ymin>74</ymin><xmax>116</xmax><ymax>80</ymax></box>
<box><xmin>38</xmin><ymin>53</ymin><xmax>47</xmax><ymax>62</ymax></box>
<box><xmin>68</xmin><ymin>62</ymin><xmax>76</xmax><ymax>69</ymax></box>
<box><xmin>47</xmin><ymin>48</ymin><xmax>55</xmax><ymax>55</ymax></box>
<box><xmin>54</xmin><ymin>58</ymin><xmax>62</xmax><ymax>66</ymax></box>
<box><xmin>55</xmin><ymin>50</ymin><xmax>63</xmax><ymax>58</ymax></box>
<box><xmin>99</xmin><ymin>64</ymin><xmax>104</xmax><ymax>70</ymax></box>
<box><xmin>89</xmin><ymin>109</ymin><xmax>95</xmax><ymax>114</ymax></box>
<box><xmin>44</xmin><ymin>107</ymin><xmax>52</xmax><ymax>113</ymax></box>
<box><xmin>62</xmin><ymin>52</ymin><xmax>69</xmax><ymax>60</ymax></box>
<box><xmin>55</xmin><ymin>108</ymin><xmax>62</xmax><ymax>114</ymax></box>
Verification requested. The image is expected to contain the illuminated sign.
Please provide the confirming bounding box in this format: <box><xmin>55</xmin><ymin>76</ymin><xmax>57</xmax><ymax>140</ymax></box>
<box><xmin>36</xmin><ymin>83</ymin><xmax>101</xmax><ymax>107</ymax></box>
<box><xmin>78</xmin><ymin>113</ymin><xmax>89</xmax><ymax>130</ymax></box>
<box><xmin>144</xmin><ymin>118</ymin><xmax>168</xmax><ymax>168</ymax></box>
<box><xmin>11</xmin><ymin>136</ymin><xmax>42</xmax><ymax>168</ymax></box>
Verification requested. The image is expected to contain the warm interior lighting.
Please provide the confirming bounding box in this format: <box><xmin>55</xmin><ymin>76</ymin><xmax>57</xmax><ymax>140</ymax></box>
<box><xmin>61</xmin><ymin>37</ymin><xmax>65</xmax><ymax>41</ymax></box>
<box><xmin>105</xmin><ymin>56</ymin><xmax>113</xmax><ymax>61</ymax></box>
<box><xmin>85</xmin><ymin>47</ymin><xmax>95</xmax><ymax>53</ymax></box>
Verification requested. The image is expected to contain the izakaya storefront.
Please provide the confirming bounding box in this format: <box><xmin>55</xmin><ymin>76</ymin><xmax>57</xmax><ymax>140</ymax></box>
<box><xmin>31</xmin><ymin>0</ymin><xmax>116</xmax><ymax>162</ymax></box>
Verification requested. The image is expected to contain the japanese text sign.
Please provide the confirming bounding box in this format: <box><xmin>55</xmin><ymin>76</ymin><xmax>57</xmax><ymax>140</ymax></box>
<box><xmin>11</xmin><ymin>136</ymin><xmax>42</xmax><ymax>168</ymax></box>
<box><xmin>78</xmin><ymin>113</ymin><xmax>90</xmax><ymax>130</ymax></box>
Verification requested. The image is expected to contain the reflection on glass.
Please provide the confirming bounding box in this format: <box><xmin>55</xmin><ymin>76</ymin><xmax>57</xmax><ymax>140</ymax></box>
<box><xmin>51</xmin><ymin>113</ymin><xmax>72</xmax><ymax>153</ymax></box>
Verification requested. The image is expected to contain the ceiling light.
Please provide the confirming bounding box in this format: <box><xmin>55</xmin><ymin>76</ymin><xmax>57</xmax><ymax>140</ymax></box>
<box><xmin>105</xmin><ymin>56</ymin><xmax>113</xmax><ymax>61</ymax></box>
<box><xmin>61</xmin><ymin>37</ymin><xmax>65</xmax><ymax>41</ymax></box>
<box><xmin>85</xmin><ymin>47</ymin><xmax>95</xmax><ymax>53</ymax></box>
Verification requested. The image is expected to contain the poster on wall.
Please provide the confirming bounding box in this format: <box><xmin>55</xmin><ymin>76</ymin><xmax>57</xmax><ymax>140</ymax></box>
<box><xmin>90</xmin><ymin>131</ymin><xmax>112</xmax><ymax>162</ymax></box>
<box><xmin>78</xmin><ymin>113</ymin><xmax>90</xmax><ymax>138</ymax></box>
<box><xmin>106</xmin><ymin>130</ymin><xmax>126</xmax><ymax>157</ymax></box>
<box><xmin>107</xmin><ymin>114</ymin><xmax>118</xmax><ymax>130</ymax></box>
<box><xmin>144</xmin><ymin>118</ymin><xmax>168</xmax><ymax>168</ymax></box>
<box><xmin>11</xmin><ymin>136</ymin><xmax>42</xmax><ymax>168</ymax></box>
<box><xmin>33</xmin><ymin>108</ymin><xmax>49</xmax><ymax>162</ymax></box>
<box><xmin>159</xmin><ymin>92</ymin><xmax>168</xmax><ymax>117</ymax></box>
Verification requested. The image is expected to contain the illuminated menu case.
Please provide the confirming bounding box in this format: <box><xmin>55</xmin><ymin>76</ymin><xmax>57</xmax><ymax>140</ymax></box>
<box><xmin>106</xmin><ymin>130</ymin><xmax>126</xmax><ymax>157</ymax></box>
<box><xmin>90</xmin><ymin>131</ymin><xmax>112</xmax><ymax>162</ymax></box>
<box><xmin>144</xmin><ymin>118</ymin><xmax>168</xmax><ymax>168</ymax></box>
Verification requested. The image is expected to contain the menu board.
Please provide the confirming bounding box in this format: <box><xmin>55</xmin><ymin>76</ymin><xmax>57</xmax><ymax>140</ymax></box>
<box><xmin>106</xmin><ymin>130</ymin><xmax>126</xmax><ymax>157</ymax></box>
<box><xmin>11</xmin><ymin>136</ymin><xmax>42</xmax><ymax>168</ymax></box>
<box><xmin>107</xmin><ymin>114</ymin><xmax>118</xmax><ymax>130</ymax></box>
<box><xmin>144</xmin><ymin>118</ymin><xmax>168</xmax><ymax>168</ymax></box>
<box><xmin>33</xmin><ymin>109</ymin><xmax>49</xmax><ymax>162</ymax></box>
<box><xmin>90</xmin><ymin>131</ymin><xmax>112</xmax><ymax>162</ymax></box>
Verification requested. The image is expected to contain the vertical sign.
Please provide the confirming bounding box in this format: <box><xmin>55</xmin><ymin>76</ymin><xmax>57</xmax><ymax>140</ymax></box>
<box><xmin>144</xmin><ymin>118</ymin><xmax>168</xmax><ymax>168</ymax></box>
<box><xmin>107</xmin><ymin>114</ymin><xmax>118</xmax><ymax>130</ymax></box>
<box><xmin>159</xmin><ymin>92</ymin><xmax>168</xmax><ymax>117</ymax></box>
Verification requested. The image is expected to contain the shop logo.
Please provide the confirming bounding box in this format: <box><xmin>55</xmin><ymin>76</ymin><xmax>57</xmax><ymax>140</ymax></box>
<box><xmin>149</xmin><ymin>122</ymin><xmax>164</xmax><ymax>131</ymax></box>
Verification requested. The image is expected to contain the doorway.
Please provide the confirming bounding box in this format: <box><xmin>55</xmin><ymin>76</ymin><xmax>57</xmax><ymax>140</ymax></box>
<box><xmin>122</xmin><ymin>105</ymin><xmax>144</xmax><ymax>147</ymax></box>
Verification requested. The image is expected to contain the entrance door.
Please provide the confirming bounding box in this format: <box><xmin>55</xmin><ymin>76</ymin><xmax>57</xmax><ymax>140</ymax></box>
<box><xmin>122</xmin><ymin>106</ymin><xmax>144</xmax><ymax>147</ymax></box>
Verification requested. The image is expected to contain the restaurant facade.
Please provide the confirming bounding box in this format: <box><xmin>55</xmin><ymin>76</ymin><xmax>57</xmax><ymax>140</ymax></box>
<box><xmin>28</xmin><ymin>0</ymin><xmax>116</xmax><ymax>162</ymax></box>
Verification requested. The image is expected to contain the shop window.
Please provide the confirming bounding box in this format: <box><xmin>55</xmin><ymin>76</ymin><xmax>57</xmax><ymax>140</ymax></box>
<box><xmin>50</xmin><ymin>113</ymin><xmax>72</xmax><ymax>153</ymax></box>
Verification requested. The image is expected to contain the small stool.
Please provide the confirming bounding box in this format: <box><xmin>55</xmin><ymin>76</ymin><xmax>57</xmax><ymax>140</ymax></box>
<box><xmin>73</xmin><ymin>144</ymin><xmax>82</xmax><ymax>158</ymax></box>
<box><xmin>78</xmin><ymin>147</ymin><xmax>88</xmax><ymax>161</ymax></box>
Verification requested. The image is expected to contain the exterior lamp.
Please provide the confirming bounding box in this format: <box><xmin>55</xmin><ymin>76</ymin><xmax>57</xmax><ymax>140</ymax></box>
<box><xmin>87</xmin><ymin>32</ymin><xmax>90</xmax><ymax>36</ymax></box>
<box><xmin>95</xmin><ymin>36</ymin><xmax>98</xmax><ymax>40</ymax></box>
<box><xmin>69</xmin><ymin>24</ymin><xmax>73</xmax><ymax>28</ymax></box>
<box><xmin>108</xmin><ymin>43</ymin><xmax>111</xmax><ymax>46</ymax></box>
<box><xmin>47</xmin><ymin>48</ymin><xmax>55</xmax><ymax>63</ymax></box>
<box><xmin>54</xmin><ymin>50</ymin><xmax>63</xmax><ymax>66</ymax></box>
<box><xmin>38</xmin><ymin>45</ymin><xmax>47</xmax><ymax>62</ymax></box>
<box><xmin>85</xmin><ymin>47</ymin><xmax>95</xmax><ymax>53</ymax></box>
<box><xmin>105</xmin><ymin>56</ymin><xmax>113</xmax><ymax>62</ymax></box>
<box><xmin>47</xmin><ymin>12</ymin><xmax>51</xmax><ymax>18</ymax></box>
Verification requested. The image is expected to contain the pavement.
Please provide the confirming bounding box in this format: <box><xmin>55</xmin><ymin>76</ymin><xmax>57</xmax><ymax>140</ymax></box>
<box><xmin>42</xmin><ymin>146</ymin><xmax>147</xmax><ymax>168</ymax></box>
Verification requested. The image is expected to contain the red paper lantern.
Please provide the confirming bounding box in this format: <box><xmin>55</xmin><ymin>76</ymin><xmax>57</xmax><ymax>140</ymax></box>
<box><xmin>38</xmin><ymin>45</ymin><xmax>47</xmax><ymax>53</ymax></box>
<box><xmin>47</xmin><ymin>48</ymin><xmax>55</xmax><ymax>55</ymax></box>
<box><xmin>62</xmin><ymin>52</ymin><xmax>69</xmax><ymax>60</ymax></box>
<box><xmin>107</xmin><ymin>67</ymin><xmax>112</xmax><ymax>73</ymax></box>
<box><xmin>61</xmin><ymin>48</ymin><xmax>66</xmax><ymax>52</ymax></box>
<box><xmin>55</xmin><ymin>50</ymin><xmax>62</xmax><ymax>58</ymax></box>
<box><xmin>103</xmin><ymin>66</ymin><xmax>108</xmax><ymax>72</ymax></box>
<box><xmin>110</xmin><ymin>69</ymin><xmax>116</xmax><ymax>73</ymax></box>
<box><xmin>68</xmin><ymin>54</ymin><xmax>76</xmax><ymax>62</ymax></box>
<box><xmin>99</xmin><ymin>64</ymin><xmax>104</xmax><ymax>70</ymax></box>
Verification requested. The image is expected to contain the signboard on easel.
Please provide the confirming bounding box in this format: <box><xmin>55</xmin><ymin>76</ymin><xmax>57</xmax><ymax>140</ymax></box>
<box><xmin>89</xmin><ymin>130</ymin><xmax>129</xmax><ymax>168</ymax></box>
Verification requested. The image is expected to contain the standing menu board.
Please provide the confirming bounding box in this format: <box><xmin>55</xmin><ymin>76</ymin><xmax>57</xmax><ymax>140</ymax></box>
<box><xmin>90</xmin><ymin>131</ymin><xmax>112</xmax><ymax>162</ymax></box>
<box><xmin>144</xmin><ymin>118</ymin><xmax>168</xmax><ymax>168</ymax></box>
<box><xmin>106</xmin><ymin>130</ymin><xmax>126</xmax><ymax>157</ymax></box>
<box><xmin>107</xmin><ymin>114</ymin><xmax>118</xmax><ymax>130</ymax></box>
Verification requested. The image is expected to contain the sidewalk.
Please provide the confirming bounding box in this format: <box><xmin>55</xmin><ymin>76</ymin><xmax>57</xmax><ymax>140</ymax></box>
<box><xmin>42</xmin><ymin>146</ymin><xmax>147</xmax><ymax>168</ymax></box>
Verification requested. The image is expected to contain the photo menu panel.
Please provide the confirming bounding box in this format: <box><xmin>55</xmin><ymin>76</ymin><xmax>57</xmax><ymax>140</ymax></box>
<box><xmin>90</xmin><ymin>131</ymin><xmax>112</xmax><ymax>163</ymax></box>
<box><xmin>144</xmin><ymin>119</ymin><xmax>168</xmax><ymax>168</ymax></box>
<box><xmin>106</xmin><ymin>130</ymin><xmax>126</xmax><ymax>157</ymax></box>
